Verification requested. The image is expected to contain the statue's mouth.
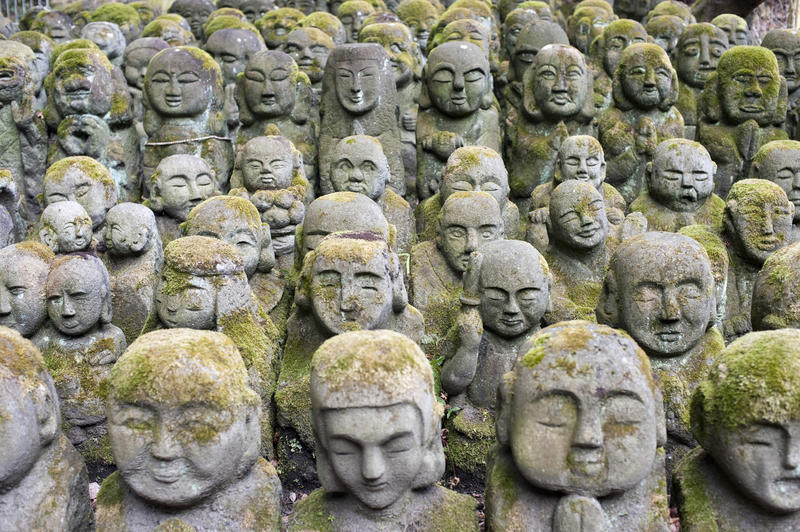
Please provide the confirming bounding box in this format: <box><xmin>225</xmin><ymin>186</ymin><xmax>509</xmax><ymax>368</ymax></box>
<box><xmin>165</xmin><ymin>95</ymin><xmax>183</xmax><ymax>107</ymax></box>
<box><xmin>757</xmin><ymin>237</ymin><xmax>781</xmax><ymax>250</ymax></box>
<box><xmin>550</xmin><ymin>95</ymin><xmax>572</xmax><ymax>105</ymax></box>
<box><xmin>451</xmin><ymin>95</ymin><xmax>467</xmax><ymax>105</ymax></box>
<box><xmin>148</xmin><ymin>461</ymin><xmax>186</xmax><ymax>484</ymax></box>
<box><xmin>346</xmin><ymin>182</ymin><xmax>367</xmax><ymax>193</ymax></box>
<box><xmin>67</xmin><ymin>88</ymin><xmax>90</xmax><ymax>98</ymax></box>
<box><xmin>680</xmin><ymin>190</ymin><xmax>698</xmax><ymax>202</ymax></box>
<box><xmin>260</xmin><ymin>95</ymin><xmax>276</xmax><ymax>105</ymax></box>
<box><xmin>60</xmin><ymin>318</ymin><xmax>80</xmax><ymax>330</ymax></box>
<box><xmin>740</xmin><ymin>104</ymin><xmax>764</xmax><ymax>113</ymax></box>
<box><xmin>350</xmin><ymin>94</ymin><xmax>364</xmax><ymax>105</ymax></box>
<box><xmin>576</xmin><ymin>227</ymin><xmax>599</xmax><ymax>238</ymax></box>
<box><xmin>655</xmin><ymin>330</ymin><xmax>682</xmax><ymax>342</ymax></box>
<box><xmin>500</xmin><ymin>318</ymin><xmax>523</xmax><ymax>328</ymax></box>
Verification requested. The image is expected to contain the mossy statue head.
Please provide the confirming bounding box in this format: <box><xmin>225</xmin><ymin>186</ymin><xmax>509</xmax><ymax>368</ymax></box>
<box><xmin>750</xmin><ymin>140</ymin><xmax>800</xmax><ymax>223</ymax></box>
<box><xmin>612</xmin><ymin>42</ymin><xmax>679</xmax><ymax>112</ymax></box>
<box><xmin>523</xmin><ymin>43</ymin><xmax>594</xmax><ymax>123</ymax></box>
<box><xmin>752</xmin><ymin>242</ymin><xmax>800</xmax><ymax>330</ymax></box>
<box><xmin>236</xmin><ymin>49</ymin><xmax>312</xmax><ymax>126</ymax></box>
<box><xmin>589</xmin><ymin>18</ymin><xmax>647</xmax><ymax>78</ymax></box>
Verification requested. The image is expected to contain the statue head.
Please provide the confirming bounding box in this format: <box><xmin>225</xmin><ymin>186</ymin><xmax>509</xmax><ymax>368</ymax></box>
<box><xmin>466</xmin><ymin>239</ymin><xmax>552</xmax><ymax>338</ymax></box>
<box><xmin>567</xmin><ymin>4</ymin><xmax>616</xmax><ymax>55</ymax></box>
<box><xmin>330</xmin><ymin>135</ymin><xmax>389</xmax><ymax>200</ymax></box>
<box><xmin>0</xmin><ymin>328</ymin><xmax>61</xmax><ymax>491</ymax></box>
<box><xmin>311</xmin><ymin>329</ymin><xmax>445</xmax><ymax>508</ymax></box>
<box><xmin>645</xmin><ymin>0</ymin><xmax>695</xmax><ymax>24</ymax></box>
<box><xmin>80</xmin><ymin>22</ymin><xmax>126</xmax><ymax>64</ymax></box>
<box><xmin>752</xmin><ymin>242</ymin><xmax>800</xmax><ymax>330</ymax></box>
<box><xmin>104</xmin><ymin>202</ymin><xmax>162</xmax><ymax>260</ymax></box>
<box><xmin>241</xmin><ymin>0</ymin><xmax>274</xmax><ymax>24</ymax></box>
<box><xmin>751</xmin><ymin>140</ymin><xmax>800</xmax><ymax>223</ymax></box>
<box><xmin>0</xmin><ymin>55</ymin><xmax>34</xmax><ymax>108</ymax></box>
<box><xmin>182</xmin><ymin>196</ymin><xmax>274</xmax><ymax>277</ymax></box>
<box><xmin>122</xmin><ymin>37</ymin><xmax>169</xmax><ymax>90</ymax></box>
<box><xmin>396</xmin><ymin>0</ymin><xmax>440</xmax><ymax>51</ymax></box>
<box><xmin>10</xmin><ymin>30</ymin><xmax>54</xmax><ymax>93</ymax></box>
<box><xmin>511</xmin><ymin>21</ymin><xmax>569</xmax><ymax>83</ymax></box>
<box><xmin>615</xmin><ymin>0</ymin><xmax>656</xmax><ymax>19</ymax></box>
<box><xmin>130</xmin><ymin>1</ymin><xmax>158</xmax><ymax>25</ymax></box>
<box><xmin>0</xmin><ymin>243</ymin><xmax>54</xmax><ymax>337</ymax></box>
<box><xmin>338</xmin><ymin>0</ymin><xmax>375</xmax><ymax>43</ymax></box>
<box><xmin>31</xmin><ymin>11</ymin><xmax>74</xmax><ymax>44</ymax></box>
<box><xmin>433</xmin><ymin>18</ymin><xmax>490</xmax><ymax>57</ymax></box>
<box><xmin>156</xmin><ymin>236</ymin><xmax>254</xmax><ymax>330</ymax></box>
<box><xmin>237</xmin><ymin>50</ymin><xmax>311</xmax><ymax>125</ymax></box>
<box><xmin>299</xmin><ymin>12</ymin><xmax>346</xmax><ymax>46</ymax></box>
<box><xmin>645</xmin><ymin>15</ymin><xmax>685</xmax><ymax>57</ymax></box>
<box><xmin>43</xmin><ymin>156</ymin><xmax>117</xmax><ymax>230</ymax></box>
<box><xmin>598</xmin><ymin>232</ymin><xmax>715</xmax><ymax>357</ymax></box>
<box><xmin>89</xmin><ymin>2</ymin><xmax>143</xmax><ymax>43</ymax></box>
<box><xmin>300</xmin><ymin>192</ymin><xmax>391</xmax><ymax>260</ymax></box>
<box><xmin>149</xmin><ymin>154</ymin><xmax>219</xmax><ymax>222</ymax></box>
<box><xmin>359</xmin><ymin>22</ymin><xmax>422</xmax><ymax>89</ymax></box>
<box><xmin>205</xmin><ymin>28</ymin><xmax>266</xmax><ymax>87</ymax></box>
<box><xmin>141</xmin><ymin>18</ymin><xmax>196</xmax><ymax>46</ymax></box>
<box><xmin>297</xmin><ymin>232</ymin><xmax>406</xmax><ymax>335</ymax></box>
<box><xmin>675</xmin><ymin>23</ymin><xmax>728</xmax><ymax>90</ymax></box>
<box><xmin>108</xmin><ymin>328</ymin><xmax>261</xmax><ymax>507</ymax></box>
<box><xmin>502</xmin><ymin>8</ymin><xmax>540</xmax><ymax>60</ymax></box>
<box><xmin>440</xmin><ymin>146</ymin><xmax>509</xmax><ymax>209</ymax></box>
<box><xmin>168</xmin><ymin>0</ymin><xmax>215</xmax><ymax>40</ymax></box>
<box><xmin>612</xmin><ymin>42</ymin><xmax>679</xmax><ymax>112</ymax></box>
<box><xmin>524</xmin><ymin>43</ymin><xmax>594</xmax><ymax>122</ymax></box>
<box><xmin>421</xmin><ymin>41</ymin><xmax>492</xmax><ymax>117</ymax></box>
<box><xmin>646</xmin><ymin>139</ymin><xmax>717</xmax><ymax>212</ymax></box>
<box><xmin>145</xmin><ymin>46</ymin><xmax>224</xmax><ymax>119</ymax></box>
<box><xmin>691</xmin><ymin>329</ymin><xmax>800</xmax><ymax>513</ymax></box>
<box><xmin>281</xmin><ymin>27</ymin><xmax>334</xmax><ymax>84</ymax></box>
<box><xmin>45</xmin><ymin>253</ymin><xmax>113</xmax><ymax>337</ymax></box>
<box><xmin>497</xmin><ymin>321</ymin><xmax>664</xmax><ymax>496</ymax></box>
<box><xmin>711</xmin><ymin>13</ymin><xmax>749</xmax><ymax>47</ymax></box>
<box><xmin>39</xmin><ymin>201</ymin><xmax>93</xmax><ymax>254</ymax></box>
<box><xmin>324</xmin><ymin>43</ymin><xmax>388</xmax><ymax>115</ymax></box>
<box><xmin>47</xmin><ymin>48</ymin><xmax>115</xmax><ymax>118</ymax></box>
<box><xmin>235</xmin><ymin>134</ymin><xmax>304</xmax><ymax>192</ymax></box>
<box><xmin>256</xmin><ymin>7</ymin><xmax>304</xmax><ymax>49</ymax></box>
<box><xmin>556</xmin><ymin>135</ymin><xmax>606</xmax><ymax>189</ymax></box>
<box><xmin>702</xmin><ymin>46</ymin><xmax>786</xmax><ymax>127</ymax></box>
<box><xmin>591</xmin><ymin>19</ymin><xmax>647</xmax><ymax>78</ymax></box>
<box><xmin>436</xmin><ymin>191</ymin><xmax>504</xmax><ymax>274</ymax></box>
<box><xmin>549</xmin><ymin>180</ymin><xmax>608</xmax><ymax>252</ymax></box>
<box><xmin>725</xmin><ymin>179</ymin><xmax>794</xmax><ymax>265</ymax></box>
<box><xmin>762</xmin><ymin>29</ymin><xmax>800</xmax><ymax>94</ymax></box>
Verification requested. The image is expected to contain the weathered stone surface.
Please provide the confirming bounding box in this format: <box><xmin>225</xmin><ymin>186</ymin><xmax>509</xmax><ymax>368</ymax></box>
<box><xmin>752</xmin><ymin>241</ymin><xmax>800</xmax><ymax>330</ymax></box>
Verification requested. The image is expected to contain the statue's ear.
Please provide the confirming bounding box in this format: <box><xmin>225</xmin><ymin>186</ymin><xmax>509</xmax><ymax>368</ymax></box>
<box><xmin>578</xmin><ymin>69</ymin><xmax>596</xmax><ymax>122</ymax></box>
<box><xmin>290</xmin><ymin>81</ymin><xmax>312</xmax><ymax>124</ymax></box>
<box><xmin>701</xmin><ymin>72</ymin><xmax>721</xmax><ymax>123</ymax></box>
<box><xmin>495</xmin><ymin>372</ymin><xmax>514</xmax><ymax>445</ymax></box>
<box><xmin>645</xmin><ymin>160</ymin><xmax>654</xmax><ymax>187</ymax></box>
<box><xmin>723</xmin><ymin>204</ymin><xmax>736</xmax><ymax>238</ymax></box>
<box><xmin>612</xmin><ymin>69</ymin><xmax>632</xmax><ymax>111</ymax></box>
<box><xmin>775</xmin><ymin>76</ymin><xmax>788</xmax><ymax>124</ymax></box>
<box><xmin>31</xmin><ymin>379</ymin><xmax>59</xmax><ymax>446</ymax></box>
<box><xmin>480</xmin><ymin>72</ymin><xmax>494</xmax><ymax>109</ymax></box>
<box><xmin>38</xmin><ymin>226</ymin><xmax>58</xmax><ymax>252</ymax></box>
<box><xmin>294</xmin><ymin>249</ymin><xmax>314</xmax><ymax>310</ymax></box>
<box><xmin>418</xmin><ymin>71</ymin><xmax>431</xmax><ymax>109</ymax></box>
<box><xmin>390</xmin><ymin>251</ymin><xmax>408</xmax><ymax>312</ymax></box>
<box><xmin>595</xmin><ymin>269</ymin><xmax>619</xmax><ymax>326</ymax></box>
<box><xmin>659</xmin><ymin>68</ymin><xmax>680</xmax><ymax>111</ymax></box>
<box><xmin>689</xmin><ymin>384</ymin><xmax>710</xmax><ymax>448</ymax></box>
<box><xmin>234</xmin><ymin>77</ymin><xmax>254</xmax><ymax>126</ymax></box>
<box><xmin>149</xmin><ymin>182</ymin><xmax>164</xmax><ymax>212</ymax></box>
<box><xmin>652</xmin><ymin>377</ymin><xmax>668</xmax><ymax>447</ymax></box>
<box><xmin>101</xmin><ymin>286</ymin><xmax>113</xmax><ymax>323</ymax></box>
<box><xmin>239</xmin><ymin>403</ymin><xmax>262</xmax><ymax>475</ymax></box>
<box><xmin>258</xmin><ymin>223</ymin><xmax>276</xmax><ymax>272</ymax></box>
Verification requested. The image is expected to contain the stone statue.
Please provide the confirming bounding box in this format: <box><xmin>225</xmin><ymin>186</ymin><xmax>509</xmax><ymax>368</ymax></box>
<box><xmin>645</xmin><ymin>0</ymin><xmax>695</xmax><ymax>24</ymax></box>
<box><xmin>589</xmin><ymin>19</ymin><xmax>648</xmax><ymax>113</ymax></box>
<box><xmin>103</xmin><ymin>202</ymin><xmax>163</xmax><ymax>344</ymax></box>
<box><xmin>396</xmin><ymin>0</ymin><xmax>441</xmax><ymax>52</ymax></box>
<box><xmin>711</xmin><ymin>13</ymin><xmax>749</xmax><ymax>47</ymax></box>
<box><xmin>89</xmin><ymin>3</ymin><xmax>143</xmax><ymax>43</ymax></box>
<box><xmin>143</xmin><ymin>46</ymin><xmax>233</xmax><ymax>189</ymax></box>
<box><xmin>319</xmin><ymin>43</ymin><xmax>405</xmax><ymax>197</ymax></box>
<box><xmin>752</xmin><ymin>242</ymin><xmax>800</xmax><ymax>330</ymax></box>
<box><xmin>614</xmin><ymin>0</ymin><xmax>656</xmax><ymax>21</ymax></box>
<box><xmin>80</xmin><ymin>22</ymin><xmax>126</xmax><ymax>67</ymax></box>
<box><xmin>597</xmin><ymin>231</ymin><xmax>723</xmax><ymax>472</ymax></box>
<box><xmin>485</xmin><ymin>321</ymin><xmax>670</xmax><ymax>530</ymax></box>
<box><xmin>630</xmin><ymin>138</ymin><xmax>725</xmax><ymax>233</ymax></box>
<box><xmin>276</xmin><ymin>233</ymin><xmax>424</xmax><ymax>483</ymax></box>
<box><xmin>288</xmin><ymin>329</ymin><xmax>478</xmax><ymax>531</ymax></box>
<box><xmin>44</xmin><ymin>48</ymin><xmax>139</xmax><ymax>202</ymax></box>
<box><xmin>42</xmin><ymin>156</ymin><xmax>119</xmax><ymax>249</ymax></box>
<box><xmin>122</xmin><ymin>37</ymin><xmax>169</xmax><ymax>124</ymax></box>
<box><xmin>235</xmin><ymin>50</ymin><xmax>318</xmax><ymax>183</ymax></box>
<box><xmin>0</xmin><ymin>327</ymin><xmax>94</xmax><ymax>531</ymax></box>
<box><xmin>140</xmin><ymin>17</ymin><xmax>196</xmax><ymax>46</ymax></box>
<box><xmin>417</xmin><ymin>145</ymin><xmax>519</xmax><ymax>241</ymax></box>
<box><xmin>168</xmin><ymin>0</ymin><xmax>215</xmax><ymax>41</ymax></box>
<box><xmin>674</xmin><ymin>23</ymin><xmax>729</xmax><ymax>140</ymax></box>
<box><xmin>441</xmin><ymin>240</ymin><xmax>551</xmax><ymax>477</ymax></box>
<box><xmin>30</xmin><ymin>11</ymin><xmax>74</xmax><ymax>44</ymax></box>
<box><xmin>337</xmin><ymin>0</ymin><xmax>375</xmax><ymax>43</ymax></box>
<box><xmin>256</xmin><ymin>7</ymin><xmax>305</xmax><ymax>50</ymax></box>
<box><xmin>750</xmin><ymin>140</ymin><xmax>800</xmax><ymax>243</ymax></box>
<box><xmin>501</xmin><ymin>8</ymin><xmax>541</xmax><ymax>63</ymax></box>
<box><xmin>674</xmin><ymin>329</ymin><xmax>800</xmax><ymax>530</ymax></box>
<box><xmin>762</xmin><ymin>29</ymin><xmax>800</xmax><ymax>139</ymax></box>
<box><xmin>9</xmin><ymin>30</ymin><xmax>54</xmax><ymax>112</ymax></box>
<box><xmin>298</xmin><ymin>12</ymin><xmax>346</xmax><ymax>47</ymax></box>
<box><xmin>598</xmin><ymin>43</ymin><xmax>684</xmax><ymax>205</ymax></box>
<box><xmin>678</xmin><ymin>223</ymin><xmax>730</xmax><ymax>328</ymax></box>
<box><xmin>507</xmin><ymin>44</ymin><xmax>595</xmax><ymax>213</ymax></box>
<box><xmin>38</xmin><ymin>201</ymin><xmax>94</xmax><ymax>255</ymax></box>
<box><xmin>721</xmin><ymin>179</ymin><xmax>793</xmax><ymax>340</ymax></box>
<box><xmin>242</xmin><ymin>0</ymin><xmax>275</xmax><ymax>23</ymax></box>
<box><xmin>698</xmin><ymin>46</ymin><xmax>789</xmax><ymax>198</ymax></box>
<box><xmin>32</xmin><ymin>254</ymin><xmax>127</xmax><ymax>466</ymax></box>
<box><xmin>567</xmin><ymin>2</ymin><xmax>617</xmax><ymax>55</ymax></box>
<box><xmin>417</xmin><ymin>42</ymin><xmax>500</xmax><ymax>200</ymax></box>
<box><xmin>0</xmin><ymin>242</ymin><xmax>54</xmax><ymax>338</ymax></box>
<box><xmin>95</xmin><ymin>329</ymin><xmax>282</xmax><ymax>531</ymax></box>
<box><xmin>329</xmin><ymin>135</ymin><xmax>415</xmax><ymax>254</ymax></box>
<box><xmin>281</xmin><ymin>27</ymin><xmax>335</xmax><ymax>96</ymax></box>
<box><xmin>147</xmin><ymin>154</ymin><xmax>220</xmax><ymax>245</ymax></box>
<box><xmin>645</xmin><ymin>15</ymin><xmax>685</xmax><ymax>58</ymax></box>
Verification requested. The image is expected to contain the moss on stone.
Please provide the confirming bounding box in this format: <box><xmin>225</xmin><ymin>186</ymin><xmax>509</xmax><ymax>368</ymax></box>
<box><xmin>445</xmin><ymin>409</ymin><xmax>495</xmax><ymax>473</ymax></box>
<box><xmin>90</xmin><ymin>2</ymin><xmax>142</xmax><ymax>27</ymax></box>
<box><xmin>45</xmin><ymin>156</ymin><xmax>114</xmax><ymax>187</ymax></box>
<box><xmin>205</xmin><ymin>15</ymin><xmax>260</xmax><ymax>40</ymax></box>
<box><xmin>164</xmin><ymin>236</ymin><xmax>243</xmax><ymax>276</ymax></box>
<box><xmin>96</xmin><ymin>471</ymin><xmax>125</xmax><ymax>508</ymax></box>
<box><xmin>673</xmin><ymin>447</ymin><xmax>719</xmax><ymax>531</ymax></box>
<box><xmin>287</xmin><ymin>489</ymin><xmax>335</xmax><ymax>531</ymax></box>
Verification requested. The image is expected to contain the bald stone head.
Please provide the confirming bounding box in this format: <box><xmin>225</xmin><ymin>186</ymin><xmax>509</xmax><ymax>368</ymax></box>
<box><xmin>440</xmin><ymin>146</ymin><xmax>509</xmax><ymax>208</ymax></box>
<box><xmin>330</xmin><ymin>135</ymin><xmax>390</xmax><ymax>200</ymax></box>
<box><xmin>556</xmin><ymin>135</ymin><xmax>606</xmax><ymax>189</ymax></box>
<box><xmin>39</xmin><ymin>201</ymin><xmax>93</xmax><ymax>254</ymax></box>
<box><xmin>549</xmin><ymin>181</ymin><xmax>608</xmax><ymax>251</ymax></box>
<box><xmin>750</xmin><ymin>140</ymin><xmax>800</xmax><ymax>223</ymax></box>
<box><xmin>648</xmin><ymin>139</ymin><xmax>717</xmax><ymax>212</ymax></box>
<box><xmin>436</xmin><ymin>190</ymin><xmax>504</xmax><ymax>274</ymax></box>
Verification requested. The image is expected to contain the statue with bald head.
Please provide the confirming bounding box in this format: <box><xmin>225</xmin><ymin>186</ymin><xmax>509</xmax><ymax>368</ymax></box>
<box><xmin>0</xmin><ymin>327</ymin><xmax>93</xmax><ymax>531</ymax></box>
<box><xmin>752</xmin><ymin>242</ymin><xmax>800</xmax><ymax>331</ymax></box>
<box><xmin>0</xmin><ymin>242</ymin><xmax>53</xmax><ymax>339</ymax></box>
<box><xmin>762</xmin><ymin>29</ymin><xmax>800</xmax><ymax>139</ymax></box>
<box><xmin>749</xmin><ymin>140</ymin><xmax>800</xmax><ymax>244</ymax></box>
<box><xmin>95</xmin><ymin>329</ymin><xmax>282</xmax><ymax>530</ymax></box>
<box><xmin>38</xmin><ymin>201</ymin><xmax>94</xmax><ymax>255</ymax></box>
<box><xmin>485</xmin><ymin>321</ymin><xmax>670</xmax><ymax>530</ymax></box>
<box><xmin>567</xmin><ymin>2</ymin><xmax>617</xmax><ymax>55</ymax></box>
<box><xmin>288</xmin><ymin>330</ymin><xmax>478</xmax><ymax>531</ymax></box>
<box><xmin>588</xmin><ymin>19</ymin><xmax>648</xmax><ymax>113</ymax></box>
<box><xmin>675</xmin><ymin>329</ymin><xmax>800</xmax><ymax>529</ymax></box>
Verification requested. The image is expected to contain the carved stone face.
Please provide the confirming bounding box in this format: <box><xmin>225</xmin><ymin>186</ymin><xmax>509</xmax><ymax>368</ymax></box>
<box><xmin>156</xmin><ymin>270</ymin><xmax>216</xmax><ymax>329</ymax></box>
<box><xmin>728</xmin><ymin>185</ymin><xmax>793</xmax><ymax>264</ymax></box>
<box><xmin>617</xmin><ymin>234</ymin><xmax>714</xmax><ymax>357</ymax></box>
<box><xmin>146</xmin><ymin>48</ymin><xmax>213</xmax><ymax>118</ymax></box>
<box><xmin>440</xmin><ymin>20</ymin><xmax>490</xmax><ymax>54</ymax></box>
<box><xmin>40</xmin><ymin>201</ymin><xmax>93</xmax><ymax>254</ymax></box>
<box><xmin>503</xmin><ymin>11</ymin><xmax>538</xmax><ymax>59</ymax></box>
<box><xmin>322</xmin><ymin>403</ymin><xmax>423</xmax><ymax>510</ymax></box>
<box><xmin>359</xmin><ymin>23</ymin><xmax>416</xmax><ymax>89</ymax></box>
<box><xmin>398</xmin><ymin>1</ymin><xmax>437</xmax><ymax>51</ymax></box>
<box><xmin>511</xmin><ymin>21</ymin><xmax>569</xmax><ymax>84</ymax></box>
<box><xmin>755</xmin><ymin>144</ymin><xmax>800</xmax><ymax>223</ymax></box>
<box><xmin>650</xmin><ymin>141</ymin><xmax>716</xmax><ymax>213</ymax></box>
<box><xmin>81</xmin><ymin>22</ymin><xmax>126</xmax><ymax>62</ymax></box>
<box><xmin>753</xmin><ymin>244</ymin><xmax>800</xmax><ymax>330</ymax></box>
<box><xmin>104</xmin><ymin>207</ymin><xmax>152</xmax><ymax>256</ymax></box>
<box><xmin>712</xmin><ymin>14</ymin><xmax>748</xmax><ymax>47</ymax></box>
<box><xmin>0</xmin><ymin>374</ymin><xmax>42</xmax><ymax>490</ymax></box>
<box><xmin>260</xmin><ymin>10</ymin><xmax>303</xmax><ymax>49</ymax></box>
<box><xmin>241</xmin><ymin>137</ymin><xmax>294</xmax><ymax>192</ymax></box>
<box><xmin>310</xmin><ymin>241</ymin><xmax>393</xmax><ymax>335</ymax></box>
<box><xmin>330</xmin><ymin>136</ymin><xmax>388</xmax><ymax>200</ymax></box>
<box><xmin>0</xmin><ymin>57</ymin><xmax>28</xmax><ymax>106</ymax></box>
<box><xmin>338</xmin><ymin>4</ymin><xmax>371</xmax><ymax>43</ymax></box>
<box><xmin>676</xmin><ymin>24</ymin><xmax>728</xmax><ymax>89</ymax></box>
<box><xmin>205</xmin><ymin>29</ymin><xmax>265</xmax><ymax>87</ymax></box>
<box><xmin>762</xmin><ymin>30</ymin><xmax>800</xmax><ymax>93</ymax></box>
<box><xmin>440</xmin><ymin>150</ymin><xmax>508</xmax><ymax>208</ymax></box>
<box><xmin>478</xmin><ymin>242</ymin><xmax>549</xmax><ymax>338</ymax></box>
<box><xmin>13</xmin><ymin>36</ymin><xmax>52</xmax><ymax>93</ymax></box>
<box><xmin>602</xmin><ymin>22</ymin><xmax>647</xmax><ymax>78</ymax></box>
<box><xmin>619</xmin><ymin>44</ymin><xmax>674</xmax><ymax>109</ymax></box>
<box><xmin>0</xmin><ymin>248</ymin><xmax>50</xmax><ymax>337</ymax></box>
<box><xmin>550</xmin><ymin>182</ymin><xmax>608</xmax><ymax>251</ymax></box>
<box><xmin>719</xmin><ymin>48</ymin><xmax>782</xmax><ymax>125</ymax></box>
<box><xmin>45</xmin><ymin>258</ymin><xmax>106</xmax><ymax>336</ymax></box>
<box><xmin>568</xmin><ymin>6</ymin><xmax>614</xmax><ymax>55</ymax></box>
<box><xmin>427</xmin><ymin>42</ymin><xmax>490</xmax><ymax>117</ymax></box>
<box><xmin>52</xmin><ymin>51</ymin><xmax>113</xmax><ymax>117</ymax></box>
<box><xmin>154</xmin><ymin>155</ymin><xmax>217</xmax><ymax>222</ymax></box>
<box><xmin>532</xmin><ymin>45</ymin><xmax>589</xmax><ymax>119</ymax></box>
<box><xmin>243</xmin><ymin>51</ymin><xmax>296</xmax><ymax>117</ymax></box>
<box><xmin>241</xmin><ymin>0</ymin><xmax>274</xmax><ymax>23</ymax></box>
<box><xmin>43</xmin><ymin>165</ymin><xmax>111</xmax><ymax>229</ymax></box>
<box><xmin>173</xmin><ymin>0</ymin><xmax>214</xmax><ymax>40</ymax></box>
<box><xmin>438</xmin><ymin>194</ymin><xmax>503</xmax><ymax>274</ymax></box>
<box><xmin>124</xmin><ymin>44</ymin><xmax>164</xmax><ymax>90</ymax></box>
<box><xmin>511</xmin><ymin>324</ymin><xmax>658</xmax><ymax>496</ymax></box>
<box><xmin>335</xmin><ymin>56</ymin><xmax>380</xmax><ymax>114</ymax></box>
<box><xmin>282</xmin><ymin>28</ymin><xmax>333</xmax><ymax>83</ymax></box>
<box><xmin>33</xmin><ymin>11</ymin><xmax>74</xmax><ymax>44</ymax></box>
<box><xmin>557</xmin><ymin>136</ymin><xmax>606</xmax><ymax>189</ymax></box>
<box><xmin>645</xmin><ymin>15</ymin><xmax>685</xmax><ymax>57</ymax></box>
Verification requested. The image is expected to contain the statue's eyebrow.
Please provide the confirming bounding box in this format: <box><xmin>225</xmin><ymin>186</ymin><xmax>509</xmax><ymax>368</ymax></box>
<box><xmin>603</xmin><ymin>389</ymin><xmax>645</xmax><ymax>404</ymax></box>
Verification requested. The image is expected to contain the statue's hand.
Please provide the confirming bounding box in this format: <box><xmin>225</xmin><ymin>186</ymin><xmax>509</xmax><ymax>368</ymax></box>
<box><xmin>529</xmin><ymin>206</ymin><xmax>549</xmax><ymax>225</ymax></box>
<box><xmin>10</xmin><ymin>96</ymin><xmax>35</xmax><ymax>128</ymax></box>
<box><xmin>441</xmin><ymin>306</ymin><xmax>482</xmax><ymax>395</ymax></box>
<box><xmin>634</xmin><ymin>116</ymin><xmax>657</xmax><ymax>156</ymax></box>
<box><xmin>549</xmin><ymin>121</ymin><xmax>570</xmax><ymax>153</ymax></box>
<box><xmin>401</xmin><ymin>109</ymin><xmax>417</xmax><ymax>131</ymax></box>
<box><xmin>431</xmin><ymin>131</ymin><xmax>464</xmax><ymax>159</ymax></box>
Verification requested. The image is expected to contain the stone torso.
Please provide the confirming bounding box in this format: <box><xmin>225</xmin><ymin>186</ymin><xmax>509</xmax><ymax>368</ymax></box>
<box><xmin>630</xmin><ymin>192</ymin><xmax>725</xmax><ymax>233</ymax></box>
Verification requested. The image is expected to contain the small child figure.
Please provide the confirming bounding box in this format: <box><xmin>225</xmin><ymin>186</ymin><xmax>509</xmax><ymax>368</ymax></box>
<box><xmin>38</xmin><ymin>201</ymin><xmax>94</xmax><ymax>255</ymax></box>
